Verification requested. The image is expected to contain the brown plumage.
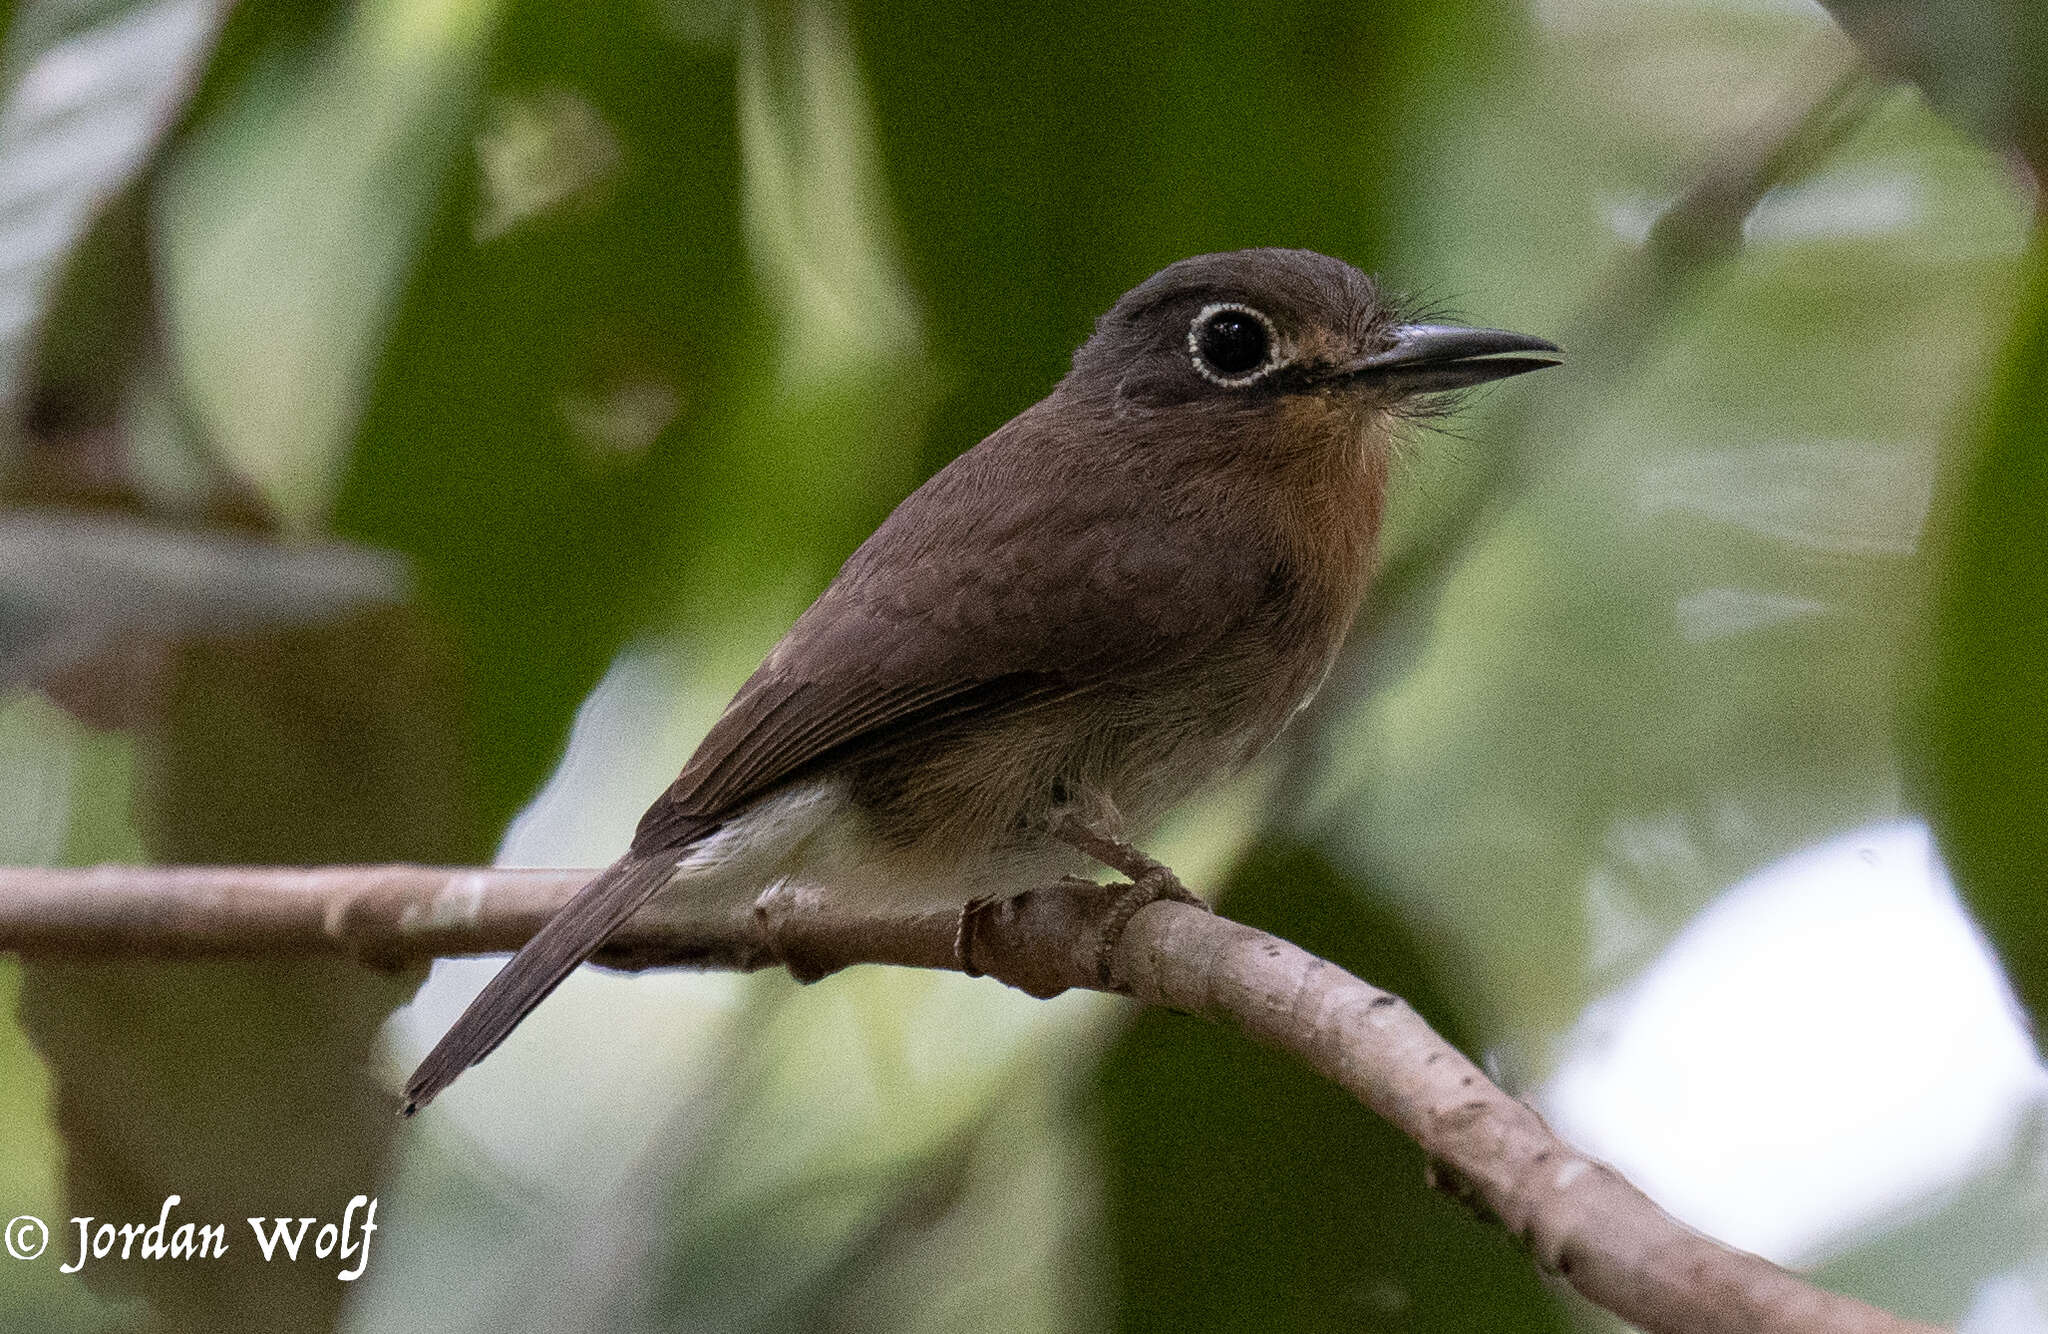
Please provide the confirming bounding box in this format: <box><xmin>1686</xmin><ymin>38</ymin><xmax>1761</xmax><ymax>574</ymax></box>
<box><xmin>402</xmin><ymin>248</ymin><xmax>1558</xmax><ymax>1113</ymax></box>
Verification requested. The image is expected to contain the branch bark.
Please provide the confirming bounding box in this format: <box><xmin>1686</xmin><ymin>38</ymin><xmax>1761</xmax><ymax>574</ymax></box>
<box><xmin>0</xmin><ymin>862</ymin><xmax>1942</xmax><ymax>1334</ymax></box>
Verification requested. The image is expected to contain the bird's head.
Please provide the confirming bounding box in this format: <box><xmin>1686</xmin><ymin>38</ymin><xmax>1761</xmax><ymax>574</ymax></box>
<box><xmin>1066</xmin><ymin>248</ymin><xmax>1560</xmax><ymax>460</ymax></box>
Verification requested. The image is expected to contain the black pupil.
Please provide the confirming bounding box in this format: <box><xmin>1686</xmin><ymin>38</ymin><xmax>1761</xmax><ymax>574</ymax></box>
<box><xmin>1198</xmin><ymin>310</ymin><xmax>1268</xmax><ymax>377</ymax></box>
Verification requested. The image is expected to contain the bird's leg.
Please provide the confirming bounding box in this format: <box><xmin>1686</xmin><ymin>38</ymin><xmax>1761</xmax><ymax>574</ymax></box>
<box><xmin>1048</xmin><ymin>807</ymin><xmax>1209</xmax><ymax>988</ymax></box>
<box><xmin>956</xmin><ymin>782</ymin><xmax>1130</xmax><ymax>978</ymax></box>
<box><xmin>955</xmin><ymin>790</ymin><xmax>1209</xmax><ymax>987</ymax></box>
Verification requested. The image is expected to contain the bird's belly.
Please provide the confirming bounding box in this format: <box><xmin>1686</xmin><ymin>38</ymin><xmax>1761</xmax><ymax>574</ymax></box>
<box><xmin>839</xmin><ymin>663</ymin><xmax>1309</xmax><ymax>882</ymax></box>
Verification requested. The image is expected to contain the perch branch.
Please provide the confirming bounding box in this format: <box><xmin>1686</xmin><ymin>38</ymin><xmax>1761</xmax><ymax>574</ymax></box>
<box><xmin>0</xmin><ymin>862</ymin><xmax>1940</xmax><ymax>1334</ymax></box>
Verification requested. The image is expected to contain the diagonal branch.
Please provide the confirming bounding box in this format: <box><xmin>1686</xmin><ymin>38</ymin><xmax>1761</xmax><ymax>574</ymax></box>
<box><xmin>0</xmin><ymin>862</ymin><xmax>1941</xmax><ymax>1334</ymax></box>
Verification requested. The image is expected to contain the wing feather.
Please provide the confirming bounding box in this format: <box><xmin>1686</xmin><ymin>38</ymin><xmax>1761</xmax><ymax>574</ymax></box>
<box><xmin>632</xmin><ymin>436</ymin><xmax>1275</xmax><ymax>853</ymax></box>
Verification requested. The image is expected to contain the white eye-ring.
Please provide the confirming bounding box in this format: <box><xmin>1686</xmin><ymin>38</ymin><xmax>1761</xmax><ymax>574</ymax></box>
<box><xmin>1188</xmin><ymin>302</ymin><xmax>1283</xmax><ymax>387</ymax></box>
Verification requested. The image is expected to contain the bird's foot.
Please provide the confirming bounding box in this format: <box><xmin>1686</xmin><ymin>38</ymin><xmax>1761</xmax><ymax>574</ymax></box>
<box><xmin>1049</xmin><ymin>810</ymin><xmax>1209</xmax><ymax>988</ymax></box>
<box><xmin>955</xmin><ymin>808</ymin><xmax>1206</xmax><ymax>991</ymax></box>
<box><xmin>956</xmin><ymin>877</ymin><xmax>1096</xmax><ymax>997</ymax></box>
<box><xmin>1089</xmin><ymin>860</ymin><xmax>1205</xmax><ymax>988</ymax></box>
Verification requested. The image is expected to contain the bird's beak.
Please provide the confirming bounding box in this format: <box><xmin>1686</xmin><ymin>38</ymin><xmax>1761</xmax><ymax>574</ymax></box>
<box><xmin>1334</xmin><ymin>323</ymin><xmax>1563</xmax><ymax>393</ymax></box>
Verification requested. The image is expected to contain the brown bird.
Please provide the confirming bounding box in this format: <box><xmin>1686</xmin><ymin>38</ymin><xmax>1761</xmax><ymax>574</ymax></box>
<box><xmin>402</xmin><ymin>247</ymin><xmax>1558</xmax><ymax>1113</ymax></box>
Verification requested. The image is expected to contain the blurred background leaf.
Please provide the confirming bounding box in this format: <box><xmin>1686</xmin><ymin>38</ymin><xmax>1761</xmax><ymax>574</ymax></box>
<box><xmin>1098</xmin><ymin>843</ymin><xmax>1572</xmax><ymax>1333</ymax></box>
<box><xmin>333</xmin><ymin>0</ymin><xmax>755</xmax><ymax>839</ymax></box>
<box><xmin>14</xmin><ymin>604</ymin><xmax>473</xmax><ymax>1332</ymax></box>
<box><xmin>157</xmin><ymin>0</ymin><xmax>494</xmax><ymax>531</ymax></box>
<box><xmin>0</xmin><ymin>509</ymin><xmax>404</xmax><ymax>684</ymax></box>
<box><xmin>1304</xmin><ymin>10</ymin><xmax>2029</xmax><ymax>1053</ymax></box>
<box><xmin>1</xmin><ymin>2</ymin><xmax>489</xmax><ymax>1330</ymax></box>
<box><xmin>0</xmin><ymin>0</ymin><xmax>224</xmax><ymax>430</ymax></box>
<box><xmin>848</xmin><ymin>0</ymin><xmax>1512</xmax><ymax>475</ymax></box>
<box><xmin>1818</xmin><ymin>0</ymin><xmax>2047</xmax><ymax>173</ymax></box>
<box><xmin>1917</xmin><ymin>240</ymin><xmax>2048</xmax><ymax>1032</ymax></box>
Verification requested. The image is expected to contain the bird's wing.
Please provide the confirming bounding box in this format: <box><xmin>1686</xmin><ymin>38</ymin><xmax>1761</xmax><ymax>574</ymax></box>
<box><xmin>632</xmin><ymin>447</ymin><xmax>1275</xmax><ymax>851</ymax></box>
<box><xmin>404</xmin><ymin>437</ymin><xmax>1277</xmax><ymax>1114</ymax></box>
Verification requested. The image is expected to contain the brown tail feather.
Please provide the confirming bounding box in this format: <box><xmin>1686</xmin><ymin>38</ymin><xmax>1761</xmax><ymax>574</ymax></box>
<box><xmin>401</xmin><ymin>852</ymin><xmax>678</xmax><ymax>1114</ymax></box>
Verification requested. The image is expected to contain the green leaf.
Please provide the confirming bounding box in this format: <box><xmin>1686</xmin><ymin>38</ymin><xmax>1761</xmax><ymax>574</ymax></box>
<box><xmin>155</xmin><ymin>0</ymin><xmax>499</xmax><ymax>530</ymax></box>
<box><xmin>1917</xmin><ymin>233</ymin><xmax>2048</xmax><ymax>1031</ymax></box>
<box><xmin>0</xmin><ymin>0</ymin><xmax>227</xmax><ymax>430</ymax></box>
<box><xmin>847</xmin><ymin>0</ymin><xmax>1518</xmax><ymax>473</ymax></box>
<box><xmin>335</xmin><ymin>0</ymin><xmax>753</xmax><ymax>834</ymax></box>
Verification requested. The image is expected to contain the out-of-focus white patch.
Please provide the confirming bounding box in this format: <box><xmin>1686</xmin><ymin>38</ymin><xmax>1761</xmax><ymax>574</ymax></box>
<box><xmin>1963</xmin><ymin>1272</ymin><xmax>2048</xmax><ymax>1334</ymax></box>
<box><xmin>1600</xmin><ymin>193</ymin><xmax>1665</xmax><ymax>246</ymax></box>
<box><xmin>1583</xmin><ymin>813</ymin><xmax>1709</xmax><ymax>979</ymax></box>
<box><xmin>1541</xmin><ymin>821</ymin><xmax>2048</xmax><ymax>1264</ymax></box>
<box><xmin>1537</xmin><ymin>0</ymin><xmax>1828</xmax><ymax>35</ymax></box>
<box><xmin>471</xmin><ymin>87</ymin><xmax>621</xmax><ymax>243</ymax></box>
<box><xmin>1584</xmin><ymin>866</ymin><xmax>1662</xmax><ymax>977</ymax></box>
<box><xmin>497</xmin><ymin>648</ymin><xmax>698</xmax><ymax>863</ymax></box>
<box><xmin>1601</xmin><ymin>171</ymin><xmax>1921</xmax><ymax>248</ymax></box>
<box><xmin>1745</xmin><ymin>172</ymin><xmax>1921</xmax><ymax>243</ymax></box>
<box><xmin>1674</xmin><ymin>587</ymin><xmax>1831</xmax><ymax>641</ymax></box>
<box><xmin>1635</xmin><ymin>440</ymin><xmax>1932</xmax><ymax>556</ymax></box>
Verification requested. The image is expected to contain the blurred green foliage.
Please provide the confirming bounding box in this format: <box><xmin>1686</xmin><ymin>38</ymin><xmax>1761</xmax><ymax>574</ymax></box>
<box><xmin>332</xmin><ymin>0</ymin><xmax>751</xmax><ymax>838</ymax></box>
<box><xmin>1829</xmin><ymin>0</ymin><xmax>2048</xmax><ymax>1047</ymax></box>
<box><xmin>846</xmin><ymin>0</ymin><xmax>1508</xmax><ymax>474</ymax></box>
<box><xmin>0</xmin><ymin>0</ymin><xmax>2041</xmax><ymax>1329</ymax></box>
<box><xmin>1921</xmin><ymin>240</ymin><xmax>2048</xmax><ymax>1028</ymax></box>
<box><xmin>1098</xmin><ymin>843</ymin><xmax>1570</xmax><ymax>1333</ymax></box>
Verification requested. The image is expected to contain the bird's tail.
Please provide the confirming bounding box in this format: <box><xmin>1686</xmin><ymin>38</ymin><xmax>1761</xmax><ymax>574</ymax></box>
<box><xmin>401</xmin><ymin>852</ymin><xmax>678</xmax><ymax>1115</ymax></box>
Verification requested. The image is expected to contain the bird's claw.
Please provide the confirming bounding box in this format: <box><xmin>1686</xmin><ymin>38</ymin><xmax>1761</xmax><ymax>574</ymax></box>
<box><xmin>1093</xmin><ymin>863</ymin><xmax>1206</xmax><ymax>989</ymax></box>
<box><xmin>954</xmin><ymin>893</ymin><xmax>998</xmax><ymax>977</ymax></box>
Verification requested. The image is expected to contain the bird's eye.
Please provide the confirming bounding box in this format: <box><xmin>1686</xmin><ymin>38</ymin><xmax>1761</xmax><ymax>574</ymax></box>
<box><xmin>1188</xmin><ymin>303</ymin><xmax>1278</xmax><ymax>386</ymax></box>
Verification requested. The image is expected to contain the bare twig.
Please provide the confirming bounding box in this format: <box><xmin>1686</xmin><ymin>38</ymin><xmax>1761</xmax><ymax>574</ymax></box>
<box><xmin>0</xmin><ymin>862</ymin><xmax>1941</xmax><ymax>1334</ymax></box>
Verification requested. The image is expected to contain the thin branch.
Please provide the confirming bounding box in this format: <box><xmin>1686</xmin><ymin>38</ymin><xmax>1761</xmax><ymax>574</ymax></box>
<box><xmin>0</xmin><ymin>862</ymin><xmax>1941</xmax><ymax>1334</ymax></box>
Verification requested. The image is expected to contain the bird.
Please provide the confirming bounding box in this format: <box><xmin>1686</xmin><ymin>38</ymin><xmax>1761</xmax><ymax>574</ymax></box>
<box><xmin>401</xmin><ymin>247</ymin><xmax>1559</xmax><ymax>1114</ymax></box>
